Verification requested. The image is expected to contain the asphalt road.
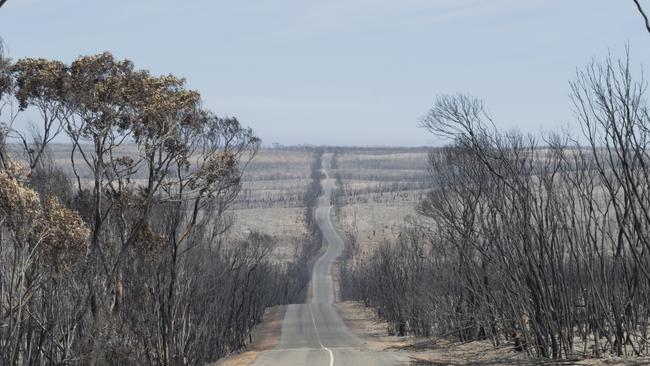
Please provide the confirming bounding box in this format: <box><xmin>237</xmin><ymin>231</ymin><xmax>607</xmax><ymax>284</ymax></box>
<box><xmin>253</xmin><ymin>159</ymin><xmax>405</xmax><ymax>366</ymax></box>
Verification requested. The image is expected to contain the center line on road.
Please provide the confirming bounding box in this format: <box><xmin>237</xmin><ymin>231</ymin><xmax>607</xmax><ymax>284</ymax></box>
<box><xmin>310</xmin><ymin>305</ymin><xmax>334</xmax><ymax>366</ymax></box>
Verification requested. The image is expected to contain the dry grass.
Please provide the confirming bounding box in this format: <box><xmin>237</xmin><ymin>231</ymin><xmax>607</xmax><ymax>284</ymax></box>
<box><xmin>229</xmin><ymin>206</ymin><xmax>307</xmax><ymax>262</ymax></box>
<box><xmin>331</xmin><ymin>148</ymin><xmax>430</xmax><ymax>255</ymax></box>
<box><xmin>234</xmin><ymin>148</ymin><xmax>313</xmax><ymax>209</ymax></box>
<box><xmin>25</xmin><ymin>144</ymin><xmax>431</xmax><ymax>263</ymax></box>
<box><xmin>227</xmin><ymin>148</ymin><xmax>315</xmax><ymax>263</ymax></box>
<box><xmin>17</xmin><ymin>144</ymin><xmax>315</xmax><ymax>264</ymax></box>
<box><xmin>338</xmin><ymin>201</ymin><xmax>419</xmax><ymax>254</ymax></box>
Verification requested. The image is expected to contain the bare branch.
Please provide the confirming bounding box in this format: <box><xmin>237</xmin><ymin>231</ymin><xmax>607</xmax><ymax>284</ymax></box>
<box><xmin>634</xmin><ymin>0</ymin><xmax>650</xmax><ymax>34</ymax></box>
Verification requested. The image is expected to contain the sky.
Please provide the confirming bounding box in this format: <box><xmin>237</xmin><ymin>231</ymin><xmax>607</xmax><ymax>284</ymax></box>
<box><xmin>1</xmin><ymin>0</ymin><xmax>650</xmax><ymax>146</ymax></box>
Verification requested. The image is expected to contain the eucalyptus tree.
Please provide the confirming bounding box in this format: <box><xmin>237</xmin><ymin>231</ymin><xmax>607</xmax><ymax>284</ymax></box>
<box><xmin>0</xmin><ymin>51</ymin><xmax>301</xmax><ymax>365</ymax></box>
<box><xmin>11</xmin><ymin>58</ymin><xmax>69</xmax><ymax>169</ymax></box>
<box><xmin>0</xmin><ymin>39</ymin><xmax>13</xmax><ymax>168</ymax></box>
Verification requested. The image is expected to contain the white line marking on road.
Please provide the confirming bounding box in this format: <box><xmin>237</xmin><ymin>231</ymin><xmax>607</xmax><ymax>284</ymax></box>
<box><xmin>310</xmin><ymin>305</ymin><xmax>335</xmax><ymax>366</ymax></box>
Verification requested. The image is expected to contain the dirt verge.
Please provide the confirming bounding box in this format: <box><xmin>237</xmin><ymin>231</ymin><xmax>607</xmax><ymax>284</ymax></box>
<box><xmin>335</xmin><ymin>301</ymin><xmax>650</xmax><ymax>366</ymax></box>
<box><xmin>214</xmin><ymin>305</ymin><xmax>286</xmax><ymax>366</ymax></box>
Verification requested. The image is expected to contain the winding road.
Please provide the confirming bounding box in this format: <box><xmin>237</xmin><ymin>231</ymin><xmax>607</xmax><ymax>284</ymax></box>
<box><xmin>253</xmin><ymin>157</ymin><xmax>404</xmax><ymax>366</ymax></box>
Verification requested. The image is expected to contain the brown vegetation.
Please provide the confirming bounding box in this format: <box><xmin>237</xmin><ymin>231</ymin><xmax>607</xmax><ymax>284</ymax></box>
<box><xmin>329</xmin><ymin>148</ymin><xmax>430</xmax><ymax>255</ymax></box>
<box><xmin>0</xmin><ymin>46</ymin><xmax>310</xmax><ymax>365</ymax></box>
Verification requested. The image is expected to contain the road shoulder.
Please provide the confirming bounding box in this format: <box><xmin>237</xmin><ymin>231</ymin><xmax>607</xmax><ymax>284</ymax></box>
<box><xmin>335</xmin><ymin>300</ymin><xmax>529</xmax><ymax>365</ymax></box>
<box><xmin>335</xmin><ymin>301</ymin><xmax>650</xmax><ymax>365</ymax></box>
<box><xmin>214</xmin><ymin>305</ymin><xmax>287</xmax><ymax>366</ymax></box>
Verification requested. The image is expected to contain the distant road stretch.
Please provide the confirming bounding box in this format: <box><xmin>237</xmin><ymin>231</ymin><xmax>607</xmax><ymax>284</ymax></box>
<box><xmin>253</xmin><ymin>157</ymin><xmax>404</xmax><ymax>366</ymax></box>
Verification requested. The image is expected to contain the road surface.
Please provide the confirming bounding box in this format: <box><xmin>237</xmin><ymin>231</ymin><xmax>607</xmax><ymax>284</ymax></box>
<box><xmin>253</xmin><ymin>158</ymin><xmax>405</xmax><ymax>365</ymax></box>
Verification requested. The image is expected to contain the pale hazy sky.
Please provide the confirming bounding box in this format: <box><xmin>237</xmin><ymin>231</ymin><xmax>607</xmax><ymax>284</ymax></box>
<box><xmin>1</xmin><ymin>0</ymin><xmax>650</xmax><ymax>146</ymax></box>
